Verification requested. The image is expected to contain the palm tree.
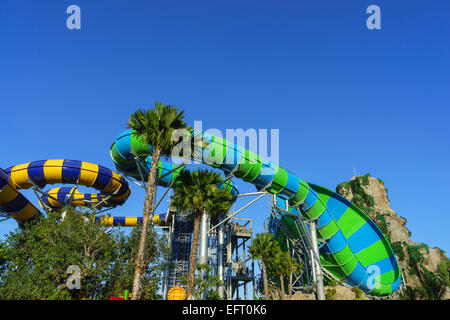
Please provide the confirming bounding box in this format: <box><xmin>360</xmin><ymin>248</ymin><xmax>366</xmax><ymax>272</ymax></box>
<box><xmin>170</xmin><ymin>169</ymin><xmax>233</xmax><ymax>300</ymax></box>
<box><xmin>271</xmin><ymin>250</ymin><xmax>289</xmax><ymax>300</ymax></box>
<box><xmin>270</xmin><ymin>250</ymin><xmax>302</xmax><ymax>299</ymax></box>
<box><xmin>286</xmin><ymin>256</ymin><xmax>303</xmax><ymax>299</ymax></box>
<box><xmin>248</xmin><ymin>233</ymin><xmax>279</xmax><ymax>300</ymax></box>
<box><xmin>127</xmin><ymin>102</ymin><xmax>189</xmax><ymax>300</ymax></box>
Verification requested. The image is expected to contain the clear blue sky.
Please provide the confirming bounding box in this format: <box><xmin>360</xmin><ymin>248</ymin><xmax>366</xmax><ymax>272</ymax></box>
<box><xmin>0</xmin><ymin>0</ymin><xmax>449</xmax><ymax>254</ymax></box>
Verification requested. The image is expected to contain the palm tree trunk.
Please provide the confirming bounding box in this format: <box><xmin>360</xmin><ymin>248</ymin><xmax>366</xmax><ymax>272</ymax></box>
<box><xmin>279</xmin><ymin>275</ymin><xmax>285</xmax><ymax>300</ymax></box>
<box><xmin>187</xmin><ymin>212</ymin><xmax>201</xmax><ymax>300</ymax></box>
<box><xmin>131</xmin><ymin>148</ymin><xmax>161</xmax><ymax>300</ymax></box>
<box><xmin>262</xmin><ymin>260</ymin><xmax>270</xmax><ymax>300</ymax></box>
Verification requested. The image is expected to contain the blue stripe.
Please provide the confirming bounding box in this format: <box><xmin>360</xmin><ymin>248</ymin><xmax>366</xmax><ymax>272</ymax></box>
<box><xmin>367</xmin><ymin>254</ymin><xmax>398</xmax><ymax>277</ymax></box>
<box><xmin>200</xmin><ymin>133</ymin><xmax>214</xmax><ymax>162</ymax></box>
<box><xmin>93</xmin><ymin>166</ymin><xmax>113</xmax><ymax>190</ymax></box>
<box><xmin>333</xmin><ymin>191</ymin><xmax>355</xmax><ymax>208</ymax></box>
<box><xmin>278</xmin><ymin>171</ymin><xmax>300</xmax><ymax>200</ymax></box>
<box><xmin>115</xmin><ymin>129</ymin><xmax>133</xmax><ymax>160</ymax></box>
<box><xmin>317</xmin><ymin>211</ymin><xmax>333</xmax><ymax>229</ymax></box>
<box><xmin>274</xmin><ymin>196</ymin><xmax>300</xmax><ymax>216</ymax></box>
<box><xmin>345</xmin><ymin>262</ymin><xmax>372</xmax><ymax>293</ymax></box>
<box><xmin>322</xmin><ymin>230</ymin><xmax>347</xmax><ymax>254</ymax></box>
<box><xmin>114</xmin><ymin>217</ymin><xmax>126</xmax><ymax>226</ymax></box>
<box><xmin>40</xmin><ymin>195</ymin><xmax>50</xmax><ymax>207</ymax></box>
<box><xmin>0</xmin><ymin>194</ymin><xmax>28</xmax><ymax>213</ymax></box>
<box><xmin>269</xmin><ymin>217</ymin><xmax>280</xmax><ymax>235</ymax></box>
<box><xmin>324</xmin><ymin>195</ymin><xmax>351</xmax><ymax>222</ymax></box>
<box><xmin>27</xmin><ymin>160</ymin><xmax>47</xmax><ymax>188</ymax></box>
<box><xmin>276</xmin><ymin>196</ymin><xmax>287</xmax><ymax>209</ymax></box>
<box><xmin>299</xmin><ymin>188</ymin><xmax>318</xmax><ymax>211</ymax></box>
<box><xmin>0</xmin><ymin>169</ymin><xmax>10</xmax><ymax>189</ymax></box>
<box><xmin>62</xmin><ymin>160</ymin><xmax>82</xmax><ymax>184</ymax></box>
<box><xmin>253</xmin><ymin>159</ymin><xmax>276</xmax><ymax>189</ymax></box>
<box><xmin>58</xmin><ymin>187</ymin><xmax>73</xmax><ymax>204</ymax></box>
<box><xmin>347</xmin><ymin>221</ymin><xmax>383</xmax><ymax>254</ymax></box>
<box><xmin>391</xmin><ymin>276</ymin><xmax>402</xmax><ymax>292</ymax></box>
<box><xmin>114</xmin><ymin>180</ymin><xmax>129</xmax><ymax>198</ymax></box>
<box><xmin>220</xmin><ymin>143</ymin><xmax>242</xmax><ymax>174</ymax></box>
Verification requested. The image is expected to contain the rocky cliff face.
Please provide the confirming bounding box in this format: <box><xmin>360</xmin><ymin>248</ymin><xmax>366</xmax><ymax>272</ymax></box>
<box><xmin>335</xmin><ymin>174</ymin><xmax>449</xmax><ymax>300</ymax></box>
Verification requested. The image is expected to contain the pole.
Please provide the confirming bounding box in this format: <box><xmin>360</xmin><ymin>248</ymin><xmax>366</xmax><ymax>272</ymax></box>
<box><xmin>199</xmin><ymin>213</ymin><xmax>210</xmax><ymax>280</ymax></box>
<box><xmin>309</xmin><ymin>220</ymin><xmax>325</xmax><ymax>300</ymax></box>
<box><xmin>217</xmin><ymin>221</ymin><xmax>225</xmax><ymax>299</ymax></box>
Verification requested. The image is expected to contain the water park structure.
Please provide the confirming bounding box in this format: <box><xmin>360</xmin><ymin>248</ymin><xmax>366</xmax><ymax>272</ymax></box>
<box><xmin>109</xmin><ymin>128</ymin><xmax>402</xmax><ymax>298</ymax></box>
<box><xmin>0</xmin><ymin>123</ymin><xmax>403</xmax><ymax>299</ymax></box>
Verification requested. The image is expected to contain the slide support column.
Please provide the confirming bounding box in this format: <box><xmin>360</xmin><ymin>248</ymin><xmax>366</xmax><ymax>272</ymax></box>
<box><xmin>199</xmin><ymin>212</ymin><xmax>210</xmax><ymax>277</ymax></box>
<box><xmin>217</xmin><ymin>221</ymin><xmax>225</xmax><ymax>299</ymax></box>
<box><xmin>309</xmin><ymin>220</ymin><xmax>325</xmax><ymax>300</ymax></box>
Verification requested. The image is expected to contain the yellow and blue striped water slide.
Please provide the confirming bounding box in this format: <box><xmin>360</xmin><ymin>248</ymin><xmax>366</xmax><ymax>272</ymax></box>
<box><xmin>0</xmin><ymin>159</ymin><xmax>159</xmax><ymax>227</ymax></box>
<box><xmin>111</xmin><ymin>128</ymin><xmax>402</xmax><ymax>296</ymax></box>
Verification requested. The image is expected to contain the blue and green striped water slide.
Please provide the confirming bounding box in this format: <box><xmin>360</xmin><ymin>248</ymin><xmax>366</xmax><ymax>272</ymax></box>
<box><xmin>110</xmin><ymin>129</ymin><xmax>402</xmax><ymax>296</ymax></box>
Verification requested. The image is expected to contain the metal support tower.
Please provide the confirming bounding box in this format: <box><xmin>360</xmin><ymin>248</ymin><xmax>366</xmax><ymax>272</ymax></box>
<box><xmin>224</xmin><ymin>217</ymin><xmax>254</xmax><ymax>300</ymax></box>
<box><xmin>267</xmin><ymin>195</ymin><xmax>330</xmax><ymax>299</ymax></box>
<box><xmin>165</xmin><ymin>210</ymin><xmax>194</xmax><ymax>291</ymax></box>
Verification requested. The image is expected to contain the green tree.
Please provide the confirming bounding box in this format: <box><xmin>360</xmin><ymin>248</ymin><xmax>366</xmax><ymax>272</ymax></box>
<box><xmin>170</xmin><ymin>168</ymin><xmax>233</xmax><ymax>300</ymax></box>
<box><xmin>248</xmin><ymin>233</ymin><xmax>279</xmax><ymax>300</ymax></box>
<box><xmin>269</xmin><ymin>250</ymin><xmax>288</xmax><ymax>300</ymax></box>
<box><xmin>127</xmin><ymin>102</ymin><xmax>189</xmax><ymax>299</ymax></box>
<box><xmin>267</xmin><ymin>247</ymin><xmax>303</xmax><ymax>300</ymax></box>
<box><xmin>416</xmin><ymin>264</ymin><xmax>449</xmax><ymax>300</ymax></box>
<box><xmin>0</xmin><ymin>210</ymin><xmax>168</xmax><ymax>300</ymax></box>
<box><xmin>103</xmin><ymin>219</ymin><xmax>171</xmax><ymax>300</ymax></box>
<box><xmin>284</xmin><ymin>253</ymin><xmax>303</xmax><ymax>299</ymax></box>
<box><xmin>179</xmin><ymin>264</ymin><xmax>223</xmax><ymax>300</ymax></box>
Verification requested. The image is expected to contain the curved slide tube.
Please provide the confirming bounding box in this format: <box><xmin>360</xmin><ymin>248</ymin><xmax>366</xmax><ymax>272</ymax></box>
<box><xmin>0</xmin><ymin>160</ymin><xmax>140</xmax><ymax>226</ymax></box>
<box><xmin>111</xmin><ymin>129</ymin><xmax>401</xmax><ymax>296</ymax></box>
<box><xmin>93</xmin><ymin>213</ymin><xmax>166</xmax><ymax>227</ymax></box>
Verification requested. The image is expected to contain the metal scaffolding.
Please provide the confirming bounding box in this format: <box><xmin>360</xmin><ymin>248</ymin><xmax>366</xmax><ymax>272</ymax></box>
<box><xmin>164</xmin><ymin>209</ymin><xmax>193</xmax><ymax>292</ymax></box>
<box><xmin>162</xmin><ymin>192</ymin><xmax>262</xmax><ymax>300</ymax></box>
<box><xmin>267</xmin><ymin>195</ymin><xmax>331</xmax><ymax>299</ymax></box>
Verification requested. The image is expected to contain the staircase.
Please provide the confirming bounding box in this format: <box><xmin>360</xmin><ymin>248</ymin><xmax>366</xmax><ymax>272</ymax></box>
<box><xmin>167</xmin><ymin>210</ymin><xmax>193</xmax><ymax>290</ymax></box>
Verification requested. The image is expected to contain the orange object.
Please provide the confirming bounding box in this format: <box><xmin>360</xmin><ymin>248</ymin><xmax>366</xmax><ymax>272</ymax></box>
<box><xmin>167</xmin><ymin>286</ymin><xmax>186</xmax><ymax>300</ymax></box>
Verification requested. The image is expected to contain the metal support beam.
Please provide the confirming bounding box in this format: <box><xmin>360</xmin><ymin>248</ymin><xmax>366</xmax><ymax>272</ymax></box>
<box><xmin>217</xmin><ymin>220</ymin><xmax>225</xmax><ymax>299</ymax></box>
<box><xmin>209</xmin><ymin>193</ymin><xmax>266</xmax><ymax>232</ymax></box>
<box><xmin>309</xmin><ymin>220</ymin><xmax>325</xmax><ymax>300</ymax></box>
<box><xmin>199</xmin><ymin>212</ymin><xmax>210</xmax><ymax>270</ymax></box>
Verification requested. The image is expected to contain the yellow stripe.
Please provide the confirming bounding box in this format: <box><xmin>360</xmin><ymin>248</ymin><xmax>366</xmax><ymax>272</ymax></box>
<box><xmin>70</xmin><ymin>189</ymin><xmax>86</xmax><ymax>207</ymax></box>
<box><xmin>98</xmin><ymin>216</ymin><xmax>114</xmax><ymax>226</ymax></box>
<box><xmin>111</xmin><ymin>189</ymin><xmax>131</xmax><ymax>203</ymax></box>
<box><xmin>43</xmin><ymin>159</ymin><xmax>64</xmax><ymax>184</ymax></box>
<box><xmin>125</xmin><ymin>217</ymin><xmax>138</xmax><ymax>226</ymax></box>
<box><xmin>46</xmin><ymin>187</ymin><xmax>62</xmax><ymax>208</ymax></box>
<box><xmin>12</xmin><ymin>203</ymin><xmax>39</xmax><ymax>221</ymax></box>
<box><xmin>9</xmin><ymin>163</ymin><xmax>31</xmax><ymax>189</ymax></box>
<box><xmin>79</xmin><ymin>162</ymin><xmax>99</xmax><ymax>187</ymax></box>
<box><xmin>101</xmin><ymin>171</ymin><xmax>122</xmax><ymax>194</ymax></box>
<box><xmin>0</xmin><ymin>184</ymin><xmax>20</xmax><ymax>205</ymax></box>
